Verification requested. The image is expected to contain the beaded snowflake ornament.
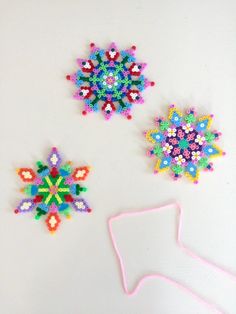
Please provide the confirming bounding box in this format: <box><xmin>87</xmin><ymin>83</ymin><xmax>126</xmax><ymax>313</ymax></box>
<box><xmin>144</xmin><ymin>105</ymin><xmax>225</xmax><ymax>183</ymax></box>
<box><xmin>66</xmin><ymin>42</ymin><xmax>154</xmax><ymax>120</ymax></box>
<box><xmin>14</xmin><ymin>148</ymin><xmax>92</xmax><ymax>233</ymax></box>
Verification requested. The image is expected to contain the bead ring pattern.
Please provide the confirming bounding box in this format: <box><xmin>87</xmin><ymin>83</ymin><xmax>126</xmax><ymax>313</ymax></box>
<box><xmin>67</xmin><ymin>42</ymin><xmax>154</xmax><ymax>120</ymax></box>
<box><xmin>145</xmin><ymin>105</ymin><xmax>225</xmax><ymax>183</ymax></box>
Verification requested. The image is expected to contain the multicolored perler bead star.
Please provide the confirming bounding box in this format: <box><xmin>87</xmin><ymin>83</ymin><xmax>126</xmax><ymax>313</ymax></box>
<box><xmin>66</xmin><ymin>42</ymin><xmax>154</xmax><ymax>120</ymax></box>
<box><xmin>144</xmin><ymin>105</ymin><xmax>225</xmax><ymax>183</ymax></box>
<box><xmin>14</xmin><ymin>148</ymin><xmax>92</xmax><ymax>233</ymax></box>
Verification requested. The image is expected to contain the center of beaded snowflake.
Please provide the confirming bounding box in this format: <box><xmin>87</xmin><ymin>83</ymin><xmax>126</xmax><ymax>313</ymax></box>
<box><xmin>91</xmin><ymin>61</ymin><xmax>132</xmax><ymax>102</ymax></box>
<box><xmin>179</xmin><ymin>139</ymin><xmax>189</xmax><ymax>149</ymax></box>
<box><xmin>165</xmin><ymin>125</ymin><xmax>204</xmax><ymax>161</ymax></box>
<box><xmin>103</xmin><ymin>73</ymin><xmax>118</xmax><ymax>88</ymax></box>
<box><xmin>38</xmin><ymin>175</ymin><xmax>70</xmax><ymax>206</ymax></box>
<box><xmin>49</xmin><ymin>185</ymin><xmax>58</xmax><ymax>195</ymax></box>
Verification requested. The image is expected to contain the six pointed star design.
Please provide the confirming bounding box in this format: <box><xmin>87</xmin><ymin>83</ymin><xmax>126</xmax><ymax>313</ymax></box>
<box><xmin>15</xmin><ymin>147</ymin><xmax>92</xmax><ymax>233</ymax></box>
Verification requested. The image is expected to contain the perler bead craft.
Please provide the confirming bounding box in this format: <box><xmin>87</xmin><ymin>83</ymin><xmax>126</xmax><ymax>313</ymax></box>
<box><xmin>15</xmin><ymin>147</ymin><xmax>92</xmax><ymax>233</ymax></box>
<box><xmin>66</xmin><ymin>42</ymin><xmax>154</xmax><ymax>120</ymax></box>
<box><xmin>144</xmin><ymin>105</ymin><xmax>225</xmax><ymax>183</ymax></box>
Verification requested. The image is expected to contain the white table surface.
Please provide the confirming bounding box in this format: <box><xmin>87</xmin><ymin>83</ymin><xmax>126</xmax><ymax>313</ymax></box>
<box><xmin>0</xmin><ymin>0</ymin><xmax>235</xmax><ymax>313</ymax></box>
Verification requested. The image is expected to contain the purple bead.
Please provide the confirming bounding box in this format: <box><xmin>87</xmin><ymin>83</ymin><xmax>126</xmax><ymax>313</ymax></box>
<box><xmin>47</xmin><ymin>147</ymin><xmax>62</xmax><ymax>168</ymax></box>
<box><xmin>72</xmin><ymin>198</ymin><xmax>89</xmax><ymax>212</ymax></box>
<box><xmin>17</xmin><ymin>199</ymin><xmax>35</xmax><ymax>213</ymax></box>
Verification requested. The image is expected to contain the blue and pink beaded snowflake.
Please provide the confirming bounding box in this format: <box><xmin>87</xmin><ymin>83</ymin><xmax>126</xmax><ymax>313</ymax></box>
<box><xmin>145</xmin><ymin>105</ymin><xmax>225</xmax><ymax>183</ymax></box>
<box><xmin>14</xmin><ymin>148</ymin><xmax>92</xmax><ymax>233</ymax></box>
<box><xmin>66</xmin><ymin>42</ymin><xmax>154</xmax><ymax>120</ymax></box>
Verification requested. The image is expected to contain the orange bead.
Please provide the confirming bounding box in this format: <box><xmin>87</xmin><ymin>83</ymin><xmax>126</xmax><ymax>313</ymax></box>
<box><xmin>72</xmin><ymin>166</ymin><xmax>90</xmax><ymax>181</ymax></box>
<box><xmin>17</xmin><ymin>168</ymin><xmax>36</xmax><ymax>182</ymax></box>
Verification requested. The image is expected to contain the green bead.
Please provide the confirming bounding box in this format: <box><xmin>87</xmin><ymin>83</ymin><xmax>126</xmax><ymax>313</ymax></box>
<box><xmin>198</xmin><ymin>157</ymin><xmax>208</xmax><ymax>168</ymax></box>
<box><xmin>62</xmin><ymin>209</ymin><xmax>71</xmax><ymax>216</ymax></box>
<box><xmin>205</xmin><ymin>131</ymin><xmax>215</xmax><ymax>143</ymax></box>
<box><xmin>172</xmin><ymin>165</ymin><xmax>184</xmax><ymax>174</ymax></box>
<box><xmin>24</xmin><ymin>185</ymin><xmax>32</xmax><ymax>196</ymax></box>
<box><xmin>76</xmin><ymin>184</ymin><xmax>81</xmax><ymax>195</ymax></box>
<box><xmin>159</xmin><ymin>121</ymin><xmax>169</xmax><ymax>131</ymax></box>
<box><xmin>185</xmin><ymin>114</ymin><xmax>196</xmax><ymax>123</ymax></box>
<box><xmin>36</xmin><ymin>207</ymin><xmax>47</xmax><ymax>218</ymax></box>
<box><xmin>179</xmin><ymin>139</ymin><xmax>189</xmax><ymax>149</ymax></box>
<box><xmin>60</xmin><ymin>163</ymin><xmax>72</xmax><ymax>175</ymax></box>
<box><xmin>63</xmin><ymin>164</ymin><xmax>71</xmax><ymax>171</ymax></box>
<box><xmin>153</xmin><ymin>145</ymin><xmax>163</xmax><ymax>157</ymax></box>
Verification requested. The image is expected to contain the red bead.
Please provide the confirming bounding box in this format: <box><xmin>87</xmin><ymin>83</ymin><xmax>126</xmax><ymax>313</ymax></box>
<box><xmin>50</xmin><ymin>167</ymin><xmax>58</xmax><ymax>178</ymax></box>
<box><xmin>127</xmin><ymin>115</ymin><xmax>132</xmax><ymax>120</ymax></box>
<box><xmin>90</xmin><ymin>42</ymin><xmax>95</xmax><ymax>47</ymax></box>
<box><xmin>87</xmin><ymin>208</ymin><xmax>92</xmax><ymax>213</ymax></box>
<box><xmin>33</xmin><ymin>195</ymin><xmax>43</xmax><ymax>203</ymax></box>
<box><xmin>66</xmin><ymin>75</ymin><xmax>70</xmax><ymax>80</ymax></box>
<box><xmin>64</xmin><ymin>194</ymin><xmax>74</xmax><ymax>202</ymax></box>
<box><xmin>131</xmin><ymin>45</ymin><xmax>136</xmax><ymax>50</ymax></box>
<box><xmin>82</xmin><ymin>110</ymin><xmax>87</xmax><ymax>115</ymax></box>
<box><xmin>151</xmin><ymin>81</ymin><xmax>155</xmax><ymax>86</ymax></box>
<box><xmin>14</xmin><ymin>209</ymin><xmax>19</xmax><ymax>214</ymax></box>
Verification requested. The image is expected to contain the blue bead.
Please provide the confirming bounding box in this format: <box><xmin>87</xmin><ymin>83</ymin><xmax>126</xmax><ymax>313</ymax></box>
<box><xmin>70</xmin><ymin>184</ymin><xmax>76</xmax><ymax>195</ymax></box>
<box><xmin>38</xmin><ymin>203</ymin><xmax>49</xmax><ymax>213</ymax></box>
<box><xmin>31</xmin><ymin>185</ymin><xmax>38</xmax><ymax>195</ymax></box>
<box><xmin>59</xmin><ymin>203</ymin><xmax>69</xmax><ymax>212</ymax></box>
<box><xmin>39</xmin><ymin>169</ymin><xmax>50</xmax><ymax>177</ymax></box>
<box><xmin>59</xmin><ymin>169</ymin><xmax>69</xmax><ymax>177</ymax></box>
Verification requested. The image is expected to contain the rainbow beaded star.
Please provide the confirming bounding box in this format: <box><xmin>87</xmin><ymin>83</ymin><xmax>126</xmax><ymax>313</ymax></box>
<box><xmin>66</xmin><ymin>42</ymin><xmax>154</xmax><ymax>120</ymax></box>
<box><xmin>144</xmin><ymin>105</ymin><xmax>225</xmax><ymax>183</ymax></box>
<box><xmin>14</xmin><ymin>148</ymin><xmax>92</xmax><ymax>233</ymax></box>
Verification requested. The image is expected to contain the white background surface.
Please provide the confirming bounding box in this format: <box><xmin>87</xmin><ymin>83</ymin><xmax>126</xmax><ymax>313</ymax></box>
<box><xmin>0</xmin><ymin>0</ymin><xmax>236</xmax><ymax>313</ymax></box>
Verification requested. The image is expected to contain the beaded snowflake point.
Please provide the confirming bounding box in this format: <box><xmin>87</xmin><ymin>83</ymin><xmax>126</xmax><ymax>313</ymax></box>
<box><xmin>67</xmin><ymin>42</ymin><xmax>154</xmax><ymax>120</ymax></box>
<box><xmin>145</xmin><ymin>105</ymin><xmax>225</xmax><ymax>183</ymax></box>
<box><xmin>15</xmin><ymin>148</ymin><xmax>92</xmax><ymax>233</ymax></box>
